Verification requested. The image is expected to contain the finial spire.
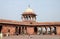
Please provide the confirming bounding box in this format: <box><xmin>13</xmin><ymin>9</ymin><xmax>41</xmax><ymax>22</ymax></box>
<box><xmin>28</xmin><ymin>5</ymin><xmax>30</xmax><ymax>8</ymax></box>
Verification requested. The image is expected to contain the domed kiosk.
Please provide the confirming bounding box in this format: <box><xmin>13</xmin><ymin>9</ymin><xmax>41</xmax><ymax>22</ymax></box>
<box><xmin>0</xmin><ymin>6</ymin><xmax>60</xmax><ymax>36</ymax></box>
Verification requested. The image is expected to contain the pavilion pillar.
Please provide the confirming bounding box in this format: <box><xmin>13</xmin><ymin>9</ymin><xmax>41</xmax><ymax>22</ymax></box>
<box><xmin>54</xmin><ymin>26</ymin><xmax>57</xmax><ymax>35</ymax></box>
<box><xmin>45</xmin><ymin>26</ymin><xmax>47</xmax><ymax>35</ymax></box>
<box><xmin>21</xmin><ymin>26</ymin><xmax>23</xmax><ymax>34</ymax></box>
<box><xmin>40</xmin><ymin>27</ymin><xmax>42</xmax><ymax>35</ymax></box>
<box><xmin>50</xmin><ymin>26</ymin><xmax>52</xmax><ymax>35</ymax></box>
<box><xmin>24</xmin><ymin>26</ymin><xmax>27</xmax><ymax>34</ymax></box>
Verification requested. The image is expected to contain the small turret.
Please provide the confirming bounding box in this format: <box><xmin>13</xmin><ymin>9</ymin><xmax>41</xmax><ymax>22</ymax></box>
<box><xmin>21</xmin><ymin>6</ymin><xmax>36</xmax><ymax>22</ymax></box>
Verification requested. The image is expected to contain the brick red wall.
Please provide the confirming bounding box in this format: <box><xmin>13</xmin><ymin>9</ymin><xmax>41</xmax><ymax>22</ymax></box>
<box><xmin>56</xmin><ymin>26</ymin><xmax>60</xmax><ymax>35</ymax></box>
<box><xmin>2</xmin><ymin>25</ymin><xmax>15</xmax><ymax>35</ymax></box>
<box><xmin>27</xmin><ymin>27</ymin><xmax>34</xmax><ymax>35</ymax></box>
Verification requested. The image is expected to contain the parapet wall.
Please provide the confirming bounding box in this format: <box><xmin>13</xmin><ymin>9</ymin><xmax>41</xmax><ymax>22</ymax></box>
<box><xmin>2</xmin><ymin>35</ymin><xmax>60</xmax><ymax>39</ymax></box>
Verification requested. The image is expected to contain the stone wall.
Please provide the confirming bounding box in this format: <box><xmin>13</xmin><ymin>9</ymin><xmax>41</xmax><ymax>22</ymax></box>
<box><xmin>2</xmin><ymin>25</ymin><xmax>15</xmax><ymax>36</ymax></box>
<box><xmin>2</xmin><ymin>35</ymin><xmax>60</xmax><ymax>39</ymax></box>
<box><xmin>56</xmin><ymin>26</ymin><xmax>60</xmax><ymax>35</ymax></box>
<box><xmin>27</xmin><ymin>27</ymin><xmax>34</xmax><ymax>34</ymax></box>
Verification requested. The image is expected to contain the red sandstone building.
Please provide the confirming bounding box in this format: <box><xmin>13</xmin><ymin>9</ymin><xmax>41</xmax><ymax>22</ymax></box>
<box><xmin>0</xmin><ymin>7</ymin><xmax>60</xmax><ymax>36</ymax></box>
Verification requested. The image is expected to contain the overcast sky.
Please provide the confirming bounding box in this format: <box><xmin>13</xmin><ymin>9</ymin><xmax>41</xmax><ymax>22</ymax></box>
<box><xmin>0</xmin><ymin>0</ymin><xmax>60</xmax><ymax>22</ymax></box>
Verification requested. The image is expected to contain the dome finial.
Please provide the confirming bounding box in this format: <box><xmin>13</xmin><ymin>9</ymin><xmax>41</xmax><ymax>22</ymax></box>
<box><xmin>24</xmin><ymin>5</ymin><xmax>33</xmax><ymax>12</ymax></box>
<box><xmin>28</xmin><ymin>5</ymin><xmax>30</xmax><ymax>8</ymax></box>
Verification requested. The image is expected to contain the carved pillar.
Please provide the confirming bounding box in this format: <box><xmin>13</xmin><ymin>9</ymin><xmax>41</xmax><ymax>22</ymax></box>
<box><xmin>21</xmin><ymin>26</ymin><xmax>23</xmax><ymax>34</ymax></box>
<box><xmin>24</xmin><ymin>26</ymin><xmax>27</xmax><ymax>34</ymax></box>
<box><xmin>24</xmin><ymin>26</ymin><xmax>25</xmax><ymax>34</ymax></box>
<box><xmin>45</xmin><ymin>26</ymin><xmax>47</xmax><ymax>35</ymax></box>
<box><xmin>49</xmin><ymin>26</ymin><xmax>52</xmax><ymax>35</ymax></box>
<box><xmin>54</xmin><ymin>26</ymin><xmax>57</xmax><ymax>35</ymax></box>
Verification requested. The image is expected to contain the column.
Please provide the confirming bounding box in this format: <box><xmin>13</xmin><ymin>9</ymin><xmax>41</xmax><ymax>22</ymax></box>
<box><xmin>21</xmin><ymin>26</ymin><xmax>23</xmax><ymax>34</ymax></box>
<box><xmin>45</xmin><ymin>26</ymin><xmax>47</xmax><ymax>35</ymax></box>
<box><xmin>31</xmin><ymin>17</ymin><xmax>32</xmax><ymax>20</ymax></box>
<box><xmin>50</xmin><ymin>26</ymin><xmax>52</xmax><ymax>35</ymax></box>
<box><xmin>24</xmin><ymin>26</ymin><xmax>27</xmax><ymax>34</ymax></box>
<box><xmin>18</xmin><ymin>27</ymin><xmax>19</xmax><ymax>35</ymax></box>
<box><xmin>40</xmin><ymin>27</ymin><xmax>42</xmax><ymax>35</ymax></box>
<box><xmin>54</xmin><ymin>26</ymin><xmax>57</xmax><ymax>35</ymax></box>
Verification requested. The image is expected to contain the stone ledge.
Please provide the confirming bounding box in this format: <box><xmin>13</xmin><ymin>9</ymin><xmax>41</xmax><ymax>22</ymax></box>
<box><xmin>2</xmin><ymin>35</ymin><xmax>60</xmax><ymax>39</ymax></box>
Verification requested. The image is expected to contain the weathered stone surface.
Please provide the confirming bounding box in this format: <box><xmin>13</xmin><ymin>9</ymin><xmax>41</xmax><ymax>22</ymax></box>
<box><xmin>2</xmin><ymin>35</ymin><xmax>60</xmax><ymax>39</ymax></box>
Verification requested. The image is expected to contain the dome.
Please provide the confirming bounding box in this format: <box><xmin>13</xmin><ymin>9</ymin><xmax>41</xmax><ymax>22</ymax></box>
<box><xmin>22</xmin><ymin>7</ymin><xmax>36</xmax><ymax>16</ymax></box>
<box><xmin>25</xmin><ymin>8</ymin><xmax>34</xmax><ymax>12</ymax></box>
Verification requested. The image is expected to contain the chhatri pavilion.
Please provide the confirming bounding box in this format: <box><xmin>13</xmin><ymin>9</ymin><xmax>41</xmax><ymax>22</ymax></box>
<box><xmin>0</xmin><ymin>7</ymin><xmax>60</xmax><ymax>36</ymax></box>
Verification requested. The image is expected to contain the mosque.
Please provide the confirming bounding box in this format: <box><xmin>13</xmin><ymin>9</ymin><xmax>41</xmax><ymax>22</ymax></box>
<box><xmin>0</xmin><ymin>7</ymin><xmax>60</xmax><ymax>36</ymax></box>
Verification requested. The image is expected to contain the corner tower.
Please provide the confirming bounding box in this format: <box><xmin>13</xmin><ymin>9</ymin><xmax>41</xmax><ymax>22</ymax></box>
<box><xmin>21</xmin><ymin>6</ymin><xmax>36</xmax><ymax>22</ymax></box>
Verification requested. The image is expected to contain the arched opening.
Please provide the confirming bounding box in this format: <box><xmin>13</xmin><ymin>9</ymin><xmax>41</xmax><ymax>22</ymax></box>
<box><xmin>8</xmin><ymin>29</ymin><xmax>10</xmax><ymax>33</ymax></box>
<box><xmin>0</xmin><ymin>25</ymin><xmax>2</xmax><ymax>33</ymax></box>
<box><xmin>42</xmin><ymin>27</ymin><xmax>46</xmax><ymax>35</ymax></box>
<box><xmin>7</xmin><ymin>29</ymin><xmax>10</xmax><ymax>36</ymax></box>
<box><xmin>54</xmin><ymin>27</ymin><xmax>57</xmax><ymax>35</ymax></box>
<box><xmin>47</xmin><ymin>27</ymin><xmax>51</xmax><ymax>34</ymax></box>
<box><xmin>37</xmin><ymin>27</ymin><xmax>42</xmax><ymax>35</ymax></box>
<box><xmin>15</xmin><ymin>27</ymin><xmax>19</xmax><ymax>35</ymax></box>
<box><xmin>19</xmin><ymin>27</ymin><xmax>21</xmax><ymax>34</ymax></box>
<box><xmin>51</xmin><ymin>26</ymin><xmax>57</xmax><ymax>35</ymax></box>
<box><xmin>34</xmin><ymin>27</ymin><xmax>37</xmax><ymax>34</ymax></box>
